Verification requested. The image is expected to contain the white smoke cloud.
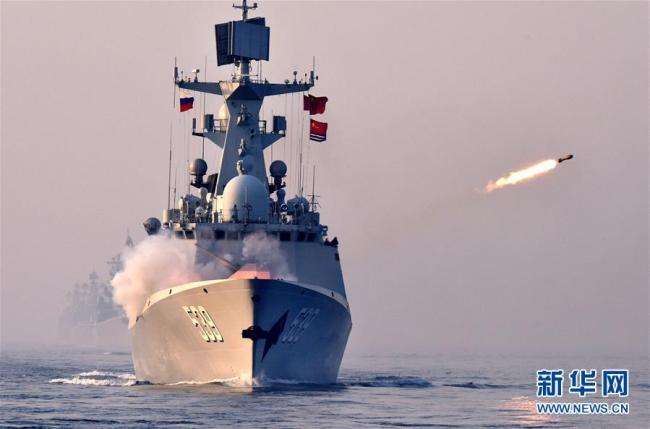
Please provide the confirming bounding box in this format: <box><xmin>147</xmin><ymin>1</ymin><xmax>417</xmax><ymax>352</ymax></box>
<box><xmin>111</xmin><ymin>232</ymin><xmax>293</xmax><ymax>326</ymax></box>
<box><xmin>111</xmin><ymin>235</ymin><xmax>201</xmax><ymax>326</ymax></box>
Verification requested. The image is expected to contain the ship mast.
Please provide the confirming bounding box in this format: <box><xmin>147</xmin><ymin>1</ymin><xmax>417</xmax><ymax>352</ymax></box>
<box><xmin>232</xmin><ymin>0</ymin><xmax>258</xmax><ymax>82</ymax></box>
<box><xmin>233</xmin><ymin>0</ymin><xmax>257</xmax><ymax>20</ymax></box>
<box><xmin>164</xmin><ymin>0</ymin><xmax>323</xmax><ymax>229</ymax></box>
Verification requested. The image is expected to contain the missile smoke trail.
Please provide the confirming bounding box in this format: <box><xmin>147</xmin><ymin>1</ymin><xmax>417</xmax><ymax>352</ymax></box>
<box><xmin>484</xmin><ymin>159</ymin><xmax>558</xmax><ymax>193</ymax></box>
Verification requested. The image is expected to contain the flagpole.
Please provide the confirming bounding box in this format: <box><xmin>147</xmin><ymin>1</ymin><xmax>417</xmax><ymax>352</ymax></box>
<box><xmin>299</xmin><ymin>94</ymin><xmax>305</xmax><ymax>197</ymax></box>
<box><xmin>173</xmin><ymin>56</ymin><xmax>177</xmax><ymax>109</ymax></box>
<box><xmin>173</xmin><ymin>168</ymin><xmax>177</xmax><ymax>209</ymax></box>
<box><xmin>202</xmin><ymin>55</ymin><xmax>207</xmax><ymax>158</ymax></box>
<box><xmin>289</xmin><ymin>92</ymin><xmax>294</xmax><ymax>193</ymax></box>
<box><xmin>170</xmin><ymin>56</ymin><xmax>176</xmax><ymax>212</ymax></box>
<box><xmin>167</xmin><ymin>122</ymin><xmax>173</xmax><ymax>211</ymax></box>
<box><xmin>311</xmin><ymin>165</ymin><xmax>316</xmax><ymax>211</ymax></box>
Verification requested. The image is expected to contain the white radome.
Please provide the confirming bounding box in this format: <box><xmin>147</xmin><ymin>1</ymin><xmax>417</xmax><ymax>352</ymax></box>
<box><xmin>221</xmin><ymin>174</ymin><xmax>269</xmax><ymax>222</ymax></box>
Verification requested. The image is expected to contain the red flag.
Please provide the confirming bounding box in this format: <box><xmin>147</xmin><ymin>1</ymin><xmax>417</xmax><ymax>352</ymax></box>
<box><xmin>303</xmin><ymin>94</ymin><xmax>328</xmax><ymax>115</ymax></box>
<box><xmin>309</xmin><ymin>119</ymin><xmax>327</xmax><ymax>142</ymax></box>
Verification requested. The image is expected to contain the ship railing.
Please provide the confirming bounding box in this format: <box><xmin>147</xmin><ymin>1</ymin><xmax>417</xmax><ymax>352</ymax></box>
<box><xmin>198</xmin><ymin>120</ymin><xmax>268</xmax><ymax>134</ymax></box>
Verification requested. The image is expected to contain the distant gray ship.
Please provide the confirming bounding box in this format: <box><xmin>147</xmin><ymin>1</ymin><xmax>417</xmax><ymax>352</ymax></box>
<box><xmin>131</xmin><ymin>1</ymin><xmax>352</xmax><ymax>384</ymax></box>
<box><xmin>59</xmin><ymin>235</ymin><xmax>132</xmax><ymax>349</ymax></box>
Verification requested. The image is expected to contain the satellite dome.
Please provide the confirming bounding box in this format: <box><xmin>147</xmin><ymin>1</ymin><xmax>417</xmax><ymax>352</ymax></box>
<box><xmin>143</xmin><ymin>217</ymin><xmax>161</xmax><ymax>235</ymax></box>
<box><xmin>221</xmin><ymin>175</ymin><xmax>269</xmax><ymax>222</ymax></box>
<box><xmin>269</xmin><ymin>160</ymin><xmax>287</xmax><ymax>178</ymax></box>
<box><xmin>190</xmin><ymin>158</ymin><xmax>207</xmax><ymax>176</ymax></box>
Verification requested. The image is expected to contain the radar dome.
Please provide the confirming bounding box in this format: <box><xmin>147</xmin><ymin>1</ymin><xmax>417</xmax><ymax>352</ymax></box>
<box><xmin>269</xmin><ymin>160</ymin><xmax>287</xmax><ymax>178</ymax></box>
<box><xmin>190</xmin><ymin>158</ymin><xmax>207</xmax><ymax>176</ymax></box>
<box><xmin>143</xmin><ymin>217</ymin><xmax>161</xmax><ymax>235</ymax></box>
<box><xmin>221</xmin><ymin>175</ymin><xmax>269</xmax><ymax>222</ymax></box>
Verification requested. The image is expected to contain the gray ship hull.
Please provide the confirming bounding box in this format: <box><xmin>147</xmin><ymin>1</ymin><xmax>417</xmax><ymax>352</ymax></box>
<box><xmin>131</xmin><ymin>278</ymin><xmax>352</xmax><ymax>384</ymax></box>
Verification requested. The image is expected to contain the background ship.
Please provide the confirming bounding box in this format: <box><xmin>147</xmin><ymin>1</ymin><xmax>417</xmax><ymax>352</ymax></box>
<box><xmin>58</xmin><ymin>235</ymin><xmax>132</xmax><ymax>349</ymax></box>
<box><xmin>130</xmin><ymin>0</ymin><xmax>352</xmax><ymax>384</ymax></box>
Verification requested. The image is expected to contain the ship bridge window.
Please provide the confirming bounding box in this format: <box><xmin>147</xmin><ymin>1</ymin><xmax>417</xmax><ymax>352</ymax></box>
<box><xmin>307</xmin><ymin>233</ymin><xmax>316</xmax><ymax>242</ymax></box>
<box><xmin>214</xmin><ymin>230</ymin><xmax>225</xmax><ymax>240</ymax></box>
<box><xmin>279</xmin><ymin>232</ymin><xmax>291</xmax><ymax>242</ymax></box>
<box><xmin>297</xmin><ymin>232</ymin><xmax>306</xmax><ymax>241</ymax></box>
<box><xmin>184</xmin><ymin>231</ymin><xmax>194</xmax><ymax>240</ymax></box>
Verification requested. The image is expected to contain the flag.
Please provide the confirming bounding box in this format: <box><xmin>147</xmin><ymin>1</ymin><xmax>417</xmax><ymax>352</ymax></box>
<box><xmin>309</xmin><ymin>119</ymin><xmax>328</xmax><ymax>142</ymax></box>
<box><xmin>303</xmin><ymin>94</ymin><xmax>328</xmax><ymax>115</ymax></box>
<box><xmin>179</xmin><ymin>94</ymin><xmax>194</xmax><ymax>112</ymax></box>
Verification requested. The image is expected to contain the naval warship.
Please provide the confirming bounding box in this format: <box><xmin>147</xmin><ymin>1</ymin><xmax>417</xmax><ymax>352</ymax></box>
<box><xmin>60</xmin><ymin>234</ymin><xmax>132</xmax><ymax>349</ymax></box>
<box><xmin>131</xmin><ymin>1</ymin><xmax>351</xmax><ymax>384</ymax></box>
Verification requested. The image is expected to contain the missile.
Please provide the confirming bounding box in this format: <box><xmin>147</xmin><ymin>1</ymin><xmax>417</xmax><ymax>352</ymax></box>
<box><xmin>557</xmin><ymin>154</ymin><xmax>573</xmax><ymax>163</ymax></box>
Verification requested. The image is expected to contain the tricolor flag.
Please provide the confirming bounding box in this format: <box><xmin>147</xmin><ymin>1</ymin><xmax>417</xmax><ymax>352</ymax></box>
<box><xmin>179</xmin><ymin>93</ymin><xmax>194</xmax><ymax>112</ymax></box>
<box><xmin>309</xmin><ymin>119</ymin><xmax>328</xmax><ymax>142</ymax></box>
<box><xmin>303</xmin><ymin>94</ymin><xmax>328</xmax><ymax>115</ymax></box>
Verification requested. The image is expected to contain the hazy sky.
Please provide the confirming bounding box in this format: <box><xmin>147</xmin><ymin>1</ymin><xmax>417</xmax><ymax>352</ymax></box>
<box><xmin>1</xmin><ymin>1</ymin><xmax>648</xmax><ymax>357</ymax></box>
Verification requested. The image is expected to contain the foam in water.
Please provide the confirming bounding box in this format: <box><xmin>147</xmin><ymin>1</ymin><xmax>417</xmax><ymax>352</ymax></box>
<box><xmin>168</xmin><ymin>372</ymin><xmax>256</xmax><ymax>387</ymax></box>
<box><xmin>49</xmin><ymin>371</ymin><xmax>136</xmax><ymax>387</ymax></box>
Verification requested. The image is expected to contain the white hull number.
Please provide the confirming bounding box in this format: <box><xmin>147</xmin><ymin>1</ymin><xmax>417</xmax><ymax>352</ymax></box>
<box><xmin>182</xmin><ymin>305</ymin><xmax>224</xmax><ymax>342</ymax></box>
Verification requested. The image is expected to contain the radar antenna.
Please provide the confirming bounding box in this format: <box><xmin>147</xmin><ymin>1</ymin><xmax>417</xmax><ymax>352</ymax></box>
<box><xmin>233</xmin><ymin>0</ymin><xmax>258</xmax><ymax>20</ymax></box>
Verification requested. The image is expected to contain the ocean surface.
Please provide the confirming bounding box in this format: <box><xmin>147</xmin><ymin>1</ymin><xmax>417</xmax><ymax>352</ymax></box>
<box><xmin>1</xmin><ymin>347</ymin><xmax>648</xmax><ymax>428</ymax></box>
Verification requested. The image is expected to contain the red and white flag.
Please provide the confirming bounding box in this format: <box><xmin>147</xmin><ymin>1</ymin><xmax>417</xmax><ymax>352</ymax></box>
<box><xmin>309</xmin><ymin>119</ymin><xmax>328</xmax><ymax>142</ymax></box>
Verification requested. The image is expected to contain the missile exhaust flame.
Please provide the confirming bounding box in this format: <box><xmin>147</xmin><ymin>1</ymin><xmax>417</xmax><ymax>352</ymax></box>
<box><xmin>484</xmin><ymin>159</ymin><xmax>558</xmax><ymax>193</ymax></box>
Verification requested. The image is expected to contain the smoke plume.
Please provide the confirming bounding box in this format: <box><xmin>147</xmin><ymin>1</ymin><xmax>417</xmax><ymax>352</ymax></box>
<box><xmin>112</xmin><ymin>235</ymin><xmax>200</xmax><ymax>326</ymax></box>
<box><xmin>111</xmin><ymin>232</ymin><xmax>292</xmax><ymax>326</ymax></box>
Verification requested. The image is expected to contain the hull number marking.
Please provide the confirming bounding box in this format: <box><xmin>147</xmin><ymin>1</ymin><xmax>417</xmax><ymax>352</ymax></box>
<box><xmin>182</xmin><ymin>305</ymin><xmax>224</xmax><ymax>342</ymax></box>
<box><xmin>281</xmin><ymin>307</ymin><xmax>320</xmax><ymax>344</ymax></box>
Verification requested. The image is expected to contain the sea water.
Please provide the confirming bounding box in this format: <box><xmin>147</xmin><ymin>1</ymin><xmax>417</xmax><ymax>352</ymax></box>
<box><xmin>1</xmin><ymin>347</ymin><xmax>648</xmax><ymax>428</ymax></box>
